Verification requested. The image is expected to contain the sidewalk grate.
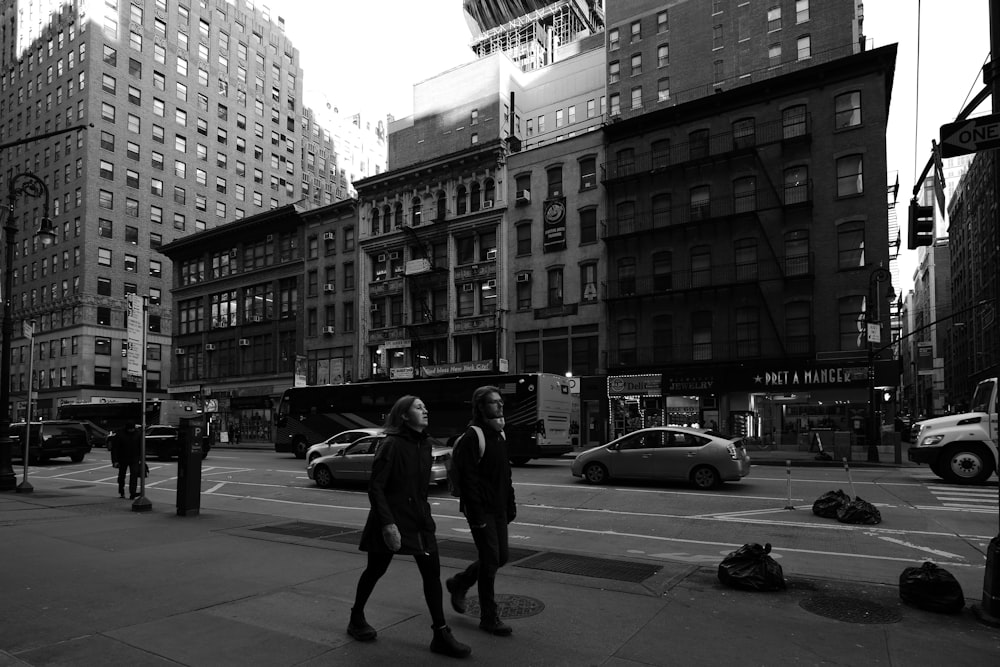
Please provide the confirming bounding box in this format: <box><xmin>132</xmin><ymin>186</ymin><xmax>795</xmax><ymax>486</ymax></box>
<box><xmin>799</xmin><ymin>596</ymin><xmax>902</xmax><ymax>624</ymax></box>
<box><xmin>515</xmin><ymin>552</ymin><xmax>661</xmax><ymax>583</ymax></box>
<box><xmin>251</xmin><ymin>521</ymin><xmax>347</xmax><ymax>539</ymax></box>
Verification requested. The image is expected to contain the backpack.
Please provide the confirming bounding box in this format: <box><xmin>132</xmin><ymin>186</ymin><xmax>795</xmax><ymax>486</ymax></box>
<box><xmin>448</xmin><ymin>425</ymin><xmax>487</xmax><ymax>498</ymax></box>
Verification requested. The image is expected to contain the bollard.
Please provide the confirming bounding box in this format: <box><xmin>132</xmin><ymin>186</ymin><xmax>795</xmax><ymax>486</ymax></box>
<box><xmin>842</xmin><ymin>457</ymin><xmax>857</xmax><ymax>498</ymax></box>
<box><xmin>784</xmin><ymin>460</ymin><xmax>795</xmax><ymax>510</ymax></box>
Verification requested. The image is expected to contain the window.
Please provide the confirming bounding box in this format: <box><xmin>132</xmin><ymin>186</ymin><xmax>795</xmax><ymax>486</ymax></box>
<box><xmin>713</xmin><ymin>24</ymin><xmax>724</xmax><ymax>49</ymax></box>
<box><xmin>736</xmin><ymin>308</ymin><xmax>760</xmax><ymax>358</ymax></box>
<box><xmin>692</xmin><ymin>311</ymin><xmax>713</xmax><ymax>360</ymax></box>
<box><xmin>97</xmin><ymin>277</ymin><xmax>111</xmax><ymax>296</ymax></box>
<box><xmin>101</xmin><ymin>102</ymin><xmax>115</xmax><ymax>122</ymax></box>
<box><xmin>769</xmin><ymin>43</ymin><xmax>782</xmax><ymax>67</ymax></box>
<box><xmin>580</xmin><ymin>263</ymin><xmax>598</xmax><ymax>302</ymax></box>
<box><xmin>797</xmin><ymin>35</ymin><xmax>811</xmax><ymax>60</ymax></box>
<box><xmin>836</xmin><ymin>154</ymin><xmax>863</xmax><ymax>196</ymax></box>
<box><xmin>691</xmin><ymin>246</ymin><xmax>711</xmax><ymax>287</ymax></box>
<box><xmin>617</xmin><ymin>319</ymin><xmax>636</xmax><ymax>365</ymax></box>
<box><xmin>609</xmin><ymin>93</ymin><xmax>620</xmax><ymax>116</ymax></box>
<box><xmin>630</xmin><ymin>20</ymin><xmax>641</xmax><ymax>42</ymax></box>
<box><xmin>98</xmin><ymin>248</ymin><xmax>112</xmax><ymax>266</ymax></box>
<box><xmin>516</xmin><ymin>223</ymin><xmax>532</xmax><ymax>255</ymax></box>
<box><xmin>782</xmin><ymin>105</ymin><xmax>807</xmax><ymax>138</ymax></box>
<box><xmin>796</xmin><ymin>0</ymin><xmax>810</xmax><ymax>23</ymax></box>
<box><xmin>657</xmin><ymin>11</ymin><xmax>668</xmax><ymax>33</ymax></box>
<box><xmin>99</xmin><ymin>160</ymin><xmax>114</xmax><ymax>180</ymax></box>
<box><xmin>98</xmin><ymin>218</ymin><xmax>113</xmax><ymax>238</ymax></box>
<box><xmin>652</xmin><ymin>139</ymin><xmax>671</xmax><ymax>168</ymax></box>
<box><xmin>609</xmin><ymin>27</ymin><xmax>619</xmax><ymax>50</ymax></box>
<box><xmin>689</xmin><ymin>129</ymin><xmax>709</xmax><ymax>159</ymax></box>
<box><xmin>579</xmin><ymin>157</ymin><xmax>596</xmax><ymax>190</ymax></box>
<box><xmin>835</xmin><ymin>91</ymin><xmax>862</xmax><ymax>128</ymax></box>
<box><xmin>785</xmin><ymin>230</ymin><xmax>810</xmax><ymax>276</ymax></box>
<box><xmin>784</xmin><ymin>165</ymin><xmax>808</xmax><ymax>204</ymax></box>
<box><xmin>839</xmin><ymin>296</ymin><xmax>865</xmax><ymax>351</ymax></box>
<box><xmin>690</xmin><ymin>186</ymin><xmax>711</xmax><ymax>220</ymax></box>
<box><xmin>547</xmin><ymin>268</ymin><xmax>563</xmax><ymax>306</ymax></box>
<box><xmin>734</xmin><ymin>238</ymin><xmax>758</xmax><ymax>281</ymax></box>
<box><xmin>651</xmin><ymin>194</ymin><xmax>671</xmax><ymax>227</ymax></box>
<box><xmin>99</xmin><ymin>190</ymin><xmax>113</xmax><ymax>209</ymax></box>
<box><xmin>786</xmin><ymin>301</ymin><xmax>812</xmax><ymax>353</ymax></box>
<box><xmin>657</xmin><ymin>44</ymin><xmax>669</xmax><ymax>67</ymax></box>
<box><xmin>768</xmin><ymin>6</ymin><xmax>782</xmax><ymax>32</ymax></box>
<box><xmin>733</xmin><ymin>176</ymin><xmax>756</xmax><ymax>213</ymax></box>
<box><xmin>630</xmin><ymin>53</ymin><xmax>641</xmax><ymax>76</ymax></box>
<box><xmin>652</xmin><ymin>251</ymin><xmax>672</xmax><ymax>291</ymax></box>
<box><xmin>547</xmin><ymin>166</ymin><xmax>563</xmax><ymax>198</ymax></box>
<box><xmin>617</xmin><ymin>257</ymin><xmax>636</xmax><ymax>296</ymax></box>
<box><xmin>837</xmin><ymin>221</ymin><xmax>865</xmax><ymax>269</ymax></box>
<box><xmin>631</xmin><ymin>86</ymin><xmax>642</xmax><ymax>110</ymax></box>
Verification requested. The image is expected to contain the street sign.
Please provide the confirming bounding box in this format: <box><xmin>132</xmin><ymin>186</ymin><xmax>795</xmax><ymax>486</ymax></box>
<box><xmin>940</xmin><ymin>113</ymin><xmax>1000</xmax><ymax>157</ymax></box>
<box><xmin>126</xmin><ymin>294</ymin><xmax>144</xmax><ymax>377</ymax></box>
<box><xmin>867</xmin><ymin>322</ymin><xmax>881</xmax><ymax>345</ymax></box>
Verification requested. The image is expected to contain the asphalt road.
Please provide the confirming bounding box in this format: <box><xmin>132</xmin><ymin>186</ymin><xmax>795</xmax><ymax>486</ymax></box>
<box><xmin>23</xmin><ymin>448</ymin><xmax>999</xmax><ymax>597</ymax></box>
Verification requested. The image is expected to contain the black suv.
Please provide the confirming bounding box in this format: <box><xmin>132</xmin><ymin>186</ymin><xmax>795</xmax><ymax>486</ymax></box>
<box><xmin>11</xmin><ymin>421</ymin><xmax>92</xmax><ymax>463</ymax></box>
<box><xmin>144</xmin><ymin>425</ymin><xmax>210</xmax><ymax>460</ymax></box>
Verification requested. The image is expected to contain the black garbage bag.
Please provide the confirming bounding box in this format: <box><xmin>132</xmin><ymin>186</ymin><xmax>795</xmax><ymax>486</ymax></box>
<box><xmin>717</xmin><ymin>543</ymin><xmax>786</xmax><ymax>592</ymax></box>
<box><xmin>812</xmin><ymin>489</ymin><xmax>851</xmax><ymax>518</ymax></box>
<box><xmin>836</xmin><ymin>495</ymin><xmax>882</xmax><ymax>524</ymax></box>
<box><xmin>899</xmin><ymin>562</ymin><xmax>965</xmax><ymax>613</ymax></box>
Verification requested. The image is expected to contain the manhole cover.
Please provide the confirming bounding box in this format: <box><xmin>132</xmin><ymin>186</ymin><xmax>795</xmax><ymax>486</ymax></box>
<box><xmin>800</xmin><ymin>596</ymin><xmax>901</xmax><ymax>624</ymax></box>
<box><xmin>464</xmin><ymin>594</ymin><xmax>544</xmax><ymax>619</ymax></box>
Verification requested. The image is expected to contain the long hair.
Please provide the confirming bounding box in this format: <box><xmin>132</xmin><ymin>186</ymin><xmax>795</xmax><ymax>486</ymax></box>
<box><xmin>471</xmin><ymin>385</ymin><xmax>502</xmax><ymax>422</ymax></box>
<box><xmin>383</xmin><ymin>394</ymin><xmax>420</xmax><ymax>432</ymax></box>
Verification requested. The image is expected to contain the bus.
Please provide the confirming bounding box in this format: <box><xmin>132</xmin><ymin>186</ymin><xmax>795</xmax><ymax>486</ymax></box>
<box><xmin>275</xmin><ymin>373</ymin><xmax>574</xmax><ymax>463</ymax></box>
<box><xmin>56</xmin><ymin>399</ymin><xmax>201</xmax><ymax>447</ymax></box>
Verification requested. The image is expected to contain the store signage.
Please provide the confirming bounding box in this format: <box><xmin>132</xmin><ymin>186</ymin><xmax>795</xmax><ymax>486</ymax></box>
<box><xmin>608</xmin><ymin>374</ymin><xmax>661</xmax><ymax>396</ymax></box>
<box><xmin>422</xmin><ymin>360</ymin><xmax>494</xmax><ymax>377</ymax></box>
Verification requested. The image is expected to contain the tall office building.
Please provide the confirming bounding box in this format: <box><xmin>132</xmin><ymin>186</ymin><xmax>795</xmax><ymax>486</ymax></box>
<box><xmin>0</xmin><ymin>0</ymin><xmax>345</xmax><ymax>417</ymax></box>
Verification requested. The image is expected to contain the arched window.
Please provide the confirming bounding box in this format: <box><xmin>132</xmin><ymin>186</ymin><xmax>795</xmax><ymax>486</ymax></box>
<box><xmin>411</xmin><ymin>197</ymin><xmax>422</xmax><ymax>225</ymax></box>
<box><xmin>784</xmin><ymin>165</ymin><xmax>809</xmax><ymax>204</ymax></box>
<box><xmin>616</xmin><ymin>200</ymin><xmax>636</xmax><ymax>235</ymax></box>
<box><xmin>690</xmin><ymin>186</ymin><xmax>711</xmax><ymax>220</ymax></box>
<box><xmin>691</xmin><ymin>245</ymin><xmax>711</xmax><ymax>287</ymax></box>
<box><xmin>456</xmin><ymin>185</ymin><xmax>467</xmax><ymax>215</ymax></box>
<box><xmin>436</xmin><ymin>191</ymin><xmax>447</xmax><ymax>221</ymax></box>
<box><xmin>470</xmin><ymin>182</ymin><xmax>481</xmax><ymax>212</ymax></box>
<box><xmin>733</xmin><ymin>176</ymin><xmax>756</xmax><ymax>213</ymax></box>
<box><xmin>484</xmin><ymin>178</ymin><xmax>495</xmax><ymax>205</ymax></box>
<box><xmin>785</xmin><ymin>230</ymin><xmax>810</xmax><ymax>275</ymax></box>
<box><xmin>370</xmin><ymin>208</ymin><xmax>380</xmax><ymax>235</ymax></box>
<box><xmin>617</xmin><ymin>257</ymin><xmax>636</xmax><ymax>296</ymax></box>
<box><xmin>382</xmin><ymin>205</ymin><xmax>391</xmax><ymax>234</ymax></box>
<box><xmin>651</xmin><ymin>193</ymin><xmax>671</xmax><ymax>227</ymax></box>
<box><xmin>652</xmin><ymin>251</ymin><xmax>672</xmax><ymax>291</ymax></box>
<box><xmin>393</xmin><ymin>202</ymin><xmax>403</xmax><ymax>228</ymax></box>
<box><xmin>734</xmin><ymin>238</ymin><xmax>758</xmax><ymax>281</ymax></box>
<box><xmin>651</xmin><ymin>139</ymin><xmax>670</xmax><ymax>169</ymax></box>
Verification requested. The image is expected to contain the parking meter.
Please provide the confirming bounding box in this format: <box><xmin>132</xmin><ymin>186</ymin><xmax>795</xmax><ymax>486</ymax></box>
<box><xmin>177</xmin><ymin>417</ymin><xmax>202</xmax><ymax>516</ymax></box>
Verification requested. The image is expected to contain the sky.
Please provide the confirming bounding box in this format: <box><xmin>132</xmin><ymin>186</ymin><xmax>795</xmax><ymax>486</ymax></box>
<box><xmin>276</xmin><ymin>1</ymin><xmax>992</xmax><ymax>292</ymax></box>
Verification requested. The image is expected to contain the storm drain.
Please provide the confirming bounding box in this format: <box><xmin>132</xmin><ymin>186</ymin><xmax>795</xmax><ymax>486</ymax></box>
<box><xmin>799</xmin><ymin>596</ymin><xmax>902</xmax><ymax>624</ymax></box>
<box><xmin>251</xmin><ymin>521</ymin><xmax>346</xmax><ymax>539</ymax></box>
<box><xmin>515</xmin><ymin>552</ymin><xmax>661</xmax><ymax>584</ymax></box>
<box><xmin>464</xmin><ymin>594</ymin><xmax>545</xmax><ymax>620</ymax></box>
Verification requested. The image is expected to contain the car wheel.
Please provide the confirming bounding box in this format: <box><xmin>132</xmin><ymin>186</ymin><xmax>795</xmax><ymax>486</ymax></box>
<box><xmin>70</xmin><ymin>453</ymin><xmax>85</xmax><ymax>463</ymax></box>
<box><xmin>582</xmin><ymin>462</ymin><xmax>608</xmax><ymax>484</ymax></box>
<box><xmin>942</xmin><ymin>444</ymin><xmax>993</xmax><ymax>485</ymax></box>
<box><xmin>691</xmin><ymin>465</ymin><xmax>720</xmax><ymax>489</ymax></box>
<box><xmin>293</xmin><ymin>438</ymin><xmax>308</xmax><ymax>460</ymax></box>
<box><xmin>509</xmin><ymin>457</ymin><xmax>530</xmax><ymax>466</ymax></box>
<box><xmin>313</xmin><ymin>464</ymin><xmax>333</xmax><ymax>489</ymax></box>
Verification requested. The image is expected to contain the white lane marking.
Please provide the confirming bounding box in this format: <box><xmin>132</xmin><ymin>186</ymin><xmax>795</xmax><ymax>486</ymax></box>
<box><xmin>205</xmin><ymin>482</ymin><xmax>226</xmax><ymax>493</ymax></box>
<box><xmin>874</xmin><ymin>535</ymin><xmax>965</xmax><ymax>560</ymax></box>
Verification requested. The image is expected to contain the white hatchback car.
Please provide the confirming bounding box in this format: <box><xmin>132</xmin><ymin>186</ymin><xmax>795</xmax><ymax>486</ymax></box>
<box><xmin>571</xmin><ymin>427</ymin><xmax>751</xmax><ymax>489</ymax></box>
<box><xmin>305</xmin><ymin>428</ymin><xmax>384</xmax><ymax>463</ymax></box>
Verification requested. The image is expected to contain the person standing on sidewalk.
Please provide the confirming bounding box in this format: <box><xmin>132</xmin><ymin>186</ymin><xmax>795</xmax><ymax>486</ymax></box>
<box><xmin>111</xmin><ymin>423</ymin><xmax>141</xmax><ymax>499</ymax></box>
<box><xmin>348</xmin><ymin>395</ymin><xmax>471</xmax><ymax>659</ymax></box>
<box><xmin>446</xmin><ymin>386</ymin><xmax>517</xmax><ymax>637</ymax></box>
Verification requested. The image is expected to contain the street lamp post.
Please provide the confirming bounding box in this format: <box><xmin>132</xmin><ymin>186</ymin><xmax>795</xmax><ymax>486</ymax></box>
<box><xmin>0</xmin><ymin>173</ymin><xmax>56</xmax><ymax>492</ymax></box>
<box><xmin>866</xmin><ymin>266</ymin><xmax>894</xmax><ymax>463</ymax></box>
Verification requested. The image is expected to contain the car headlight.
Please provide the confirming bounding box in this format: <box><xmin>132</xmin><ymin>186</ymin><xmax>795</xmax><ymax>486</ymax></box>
<box><xmin>919</xmin><ymin>434</ymin><xmax>944</xmax><ymax>447</ymax></box>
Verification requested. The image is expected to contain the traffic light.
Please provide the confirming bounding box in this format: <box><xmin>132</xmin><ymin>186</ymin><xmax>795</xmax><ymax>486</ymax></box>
<box><xmin>907</xmin><ymin>200</ymin><xmax>934</xmax><ymax>249</ymax></box>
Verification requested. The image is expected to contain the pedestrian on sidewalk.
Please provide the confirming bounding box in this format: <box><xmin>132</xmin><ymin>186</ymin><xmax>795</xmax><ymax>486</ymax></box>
<box><xmin>348</xmin><ymin>394</ymin><xmax>471</xmax><ymax>659</ymax></box>
<box><xmin>110</xmin><ymin>423</ymin><xmax>142</xmax><ymax>499</ymax></box>
<box><xmin>446</xmin><ymin>385</ymin><xmax>517</xmax><ymax>637</ymax></box>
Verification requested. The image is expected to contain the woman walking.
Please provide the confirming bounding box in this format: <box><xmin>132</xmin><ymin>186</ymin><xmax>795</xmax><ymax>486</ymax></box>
<box><xmin>348</xmin><ymin>395</ymin><xmax>471</xmax><ymax>658</ymax></box>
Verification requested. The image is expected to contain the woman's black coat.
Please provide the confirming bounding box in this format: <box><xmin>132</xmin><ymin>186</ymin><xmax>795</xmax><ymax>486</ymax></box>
<box><xmin>358</xmin><ymin>425</ymin><xmax>437</xmax><ymax>556</ymax></box>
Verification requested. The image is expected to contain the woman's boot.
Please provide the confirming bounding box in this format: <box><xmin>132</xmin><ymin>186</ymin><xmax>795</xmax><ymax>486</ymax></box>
<box><xmin>347</xmin><ymin>607</ymin><xmax>377</xmax><ymax>641</ymax></box>
<box><xmin>430</xmin><ymin>624</ymin><xmax>471</xmax><ymax>658</ymax></box>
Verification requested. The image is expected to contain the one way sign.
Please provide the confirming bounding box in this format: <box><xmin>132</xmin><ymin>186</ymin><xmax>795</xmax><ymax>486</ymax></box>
<box><xmin>940</xmin><ymin>113</ymin><xmax>1000</xmax><ymax>158</ymax></box>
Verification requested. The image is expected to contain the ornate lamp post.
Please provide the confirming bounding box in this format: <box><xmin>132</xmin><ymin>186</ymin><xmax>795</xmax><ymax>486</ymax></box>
<box><xmin>866</xmin><ymin>266</ymin><xmax>894</xmax><ymax>463</ymax></box>
<box><xmin>0</xmin><ymin>172</ymin><xmax>56</xmax><ymax>492</ymax></box>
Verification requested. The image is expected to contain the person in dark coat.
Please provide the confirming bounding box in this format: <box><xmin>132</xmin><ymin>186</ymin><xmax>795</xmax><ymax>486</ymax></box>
<box><xmin>446</xmin><ymin>385</ymin><xmax>517</xmax><ymax>636</ymax></box>
<box><xmin>347</xmin><ymin>395</ymin><xmax>471</xmax><ymax>659</ymax></box>
<box><xmin>111</xmin><ymin>423</ymin><xmax>142</xmax><ymax>499</ymax></box>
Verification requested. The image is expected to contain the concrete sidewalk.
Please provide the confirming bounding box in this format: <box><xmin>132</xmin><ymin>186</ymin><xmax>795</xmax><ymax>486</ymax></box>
<box><xmin>2</xmin><ymin>479</ymin><xmax>997</xmax><ymax>666</ymax></box>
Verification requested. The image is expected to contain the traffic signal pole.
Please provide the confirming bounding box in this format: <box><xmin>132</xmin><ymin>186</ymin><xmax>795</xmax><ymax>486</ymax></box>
<box><xmin>973</xmin><ymin>0</ymin><xmax>1000</xmax><ymax>628</ymax></box>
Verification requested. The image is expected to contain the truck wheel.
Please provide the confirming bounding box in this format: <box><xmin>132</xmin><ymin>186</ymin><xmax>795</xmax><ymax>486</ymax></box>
<box><xmin>293</xmin><ymin>438</ymin><xmax>308</xmax><ymax>459</ymax></box>
<box><xmin>942</xmin><ymin>443</ymin><xmax>993</xmax><ymax>485</ymax></box>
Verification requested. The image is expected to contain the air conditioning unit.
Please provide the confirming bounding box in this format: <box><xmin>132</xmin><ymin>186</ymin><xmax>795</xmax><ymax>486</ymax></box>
<box><xmin>515</xmin><ymin>189</ymin><xmax>530</xmax><ymax>204</ymax></box>
<box><xmin>370</xmin><ymin>303</ymin><xmax>380</xmax><ymax>312</ymax></box>
<box><xmin>516</xmin><ymin>272</ymin><xmax>530</xmax><ymax>283</ymax></box>
<box><xmin>250</xmin><ymin>315</ymin><xmax>263</xmax><ymax>322</ymax></box>
<box><xmin>205</xmin><ymin>343</ymin><xmax>216</xmax><ymax>351</ymax></box>
<box><xmin>323</xmin><ymin>231</ymin><xmax>335</xmax><ymax>240</ymax></box>
<box><xmin>175</xmin><ymin>348</ymin><xmax>186</xmax><ymax>355</ymax></box>
<box><xmin>323</xmin><ymin>283</ymin><xmax>335</xmax><ymax>292</ymax></box>
<box><xmin>486</xmin><ymin>249</ymin><xmax>497</xmax><ymax>260</ymax></box>
<box><xmin>229</xmin><ymin>249</ymin><xmax>238</xmax><ymax>258</ymax></box>
<box><xmin>376</xmin><ymin>253</ymin><xmax>386</xmax><ymax>262</ymax></box>
<box><xmin>388</xmin><ymin>251</ymin><xmax>400</xmax><ymax>260</ymax></box>
<box><xmin>322</xmin><ymin>325</ymin><xmax>336</xmax><ymax>334</ymax></box>
<box><xmin>582</xmin><ymin>176</ymin><xmax>596</xmax><ymax>189</ymax></box>
<box><xmin>238</xmin><ymin>338</ymin><xmax>250</xmax><ymax>346</ymax></box>
<box><xmin>483</xmin><ymin>199</ymin><xmax>494</xmax><ymax>208</ymax></box>
<box><xmin>462</xmin><ymin>283</ymin><xmax>474</xmax><ymax>292</ymax></box>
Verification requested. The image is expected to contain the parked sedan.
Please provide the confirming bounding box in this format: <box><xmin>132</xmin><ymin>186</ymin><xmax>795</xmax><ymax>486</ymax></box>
<box><xmin>307</xmin><ymin>434</ymin><xmax>452</xmax><ymax>488</ymax></box>
<box><xmin>305</xmin><ymin>428</ymin><xmax>384</xmax><ymax>463</ymax></box>
<box><xmin>571</xmin><ymin>427</ymin><xmax>751</xmax><ymax>489</ymax></box>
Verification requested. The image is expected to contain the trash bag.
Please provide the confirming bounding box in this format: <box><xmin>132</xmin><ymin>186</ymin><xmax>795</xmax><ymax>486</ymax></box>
<box><xmin>836</xmin><ymin>496</ymin><xmax>882</xmax><ymax>524</ymax></box>
<box><xmin>812</xmin><ymin>489</ymin><xmax>851</xmax><ymax>518</ymax></box>
<box><xmin>899</xmin><ymin>562</ymin><xmax>965</xmax><ymax>613</ymax></box>
<box><xmin>717</xmin><ymin>542</ymin><xmax>786</xmax><ymax>592</ymax></box>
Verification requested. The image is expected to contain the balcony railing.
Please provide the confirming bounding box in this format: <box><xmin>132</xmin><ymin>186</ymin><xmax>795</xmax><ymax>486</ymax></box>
<box><xmin>602</xmin><ymin>116</ymin><xmax>812</xmax><ymax>181</ymax></box>
<box><xmin>601</xmin><ymin>184</ymin><xmax>812</xmax><ymax>239</ymax></box>
<box><xmin>603</xmin><ymin>255</ymin><xmax>815</xmax><ymax>299</ymax></box>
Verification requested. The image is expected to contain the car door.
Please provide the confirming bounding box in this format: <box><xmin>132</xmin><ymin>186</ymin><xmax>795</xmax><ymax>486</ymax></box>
<box><xmin>609</xmin><ymin>430</ymin><xmax>659</xmax><ymax>479</ymax></box>
<box><xmin>332</xmin><ymin>436</ymin><xmax>381</xmax><ymax>481</ymax></box>
<box><xmin>656</xmin><ymin>430</ymin><xmax>710</xmax><ymax>480</ymax></box>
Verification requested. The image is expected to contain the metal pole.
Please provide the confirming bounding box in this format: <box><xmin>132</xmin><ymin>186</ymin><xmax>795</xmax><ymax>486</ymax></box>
<box><xmin>17</xmin><ymin>321</ymin><xmax>35</xmax><ymax>493</ymax></box>
<box><xmin>132</xmin><ymin>297</ymin><xmax>151</xmax><ymax>512</ymax></box>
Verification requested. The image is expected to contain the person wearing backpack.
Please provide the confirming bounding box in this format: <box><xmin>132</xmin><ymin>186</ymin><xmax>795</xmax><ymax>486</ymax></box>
<box><xmin>446</xmin><ymin>385</ymin><xmax>517</xmax><ymax>637</ymax></box>
<box><xmin>347</xmin><ymin>395</ymin><xmax>471</xmax><ymax>659</ymax></box>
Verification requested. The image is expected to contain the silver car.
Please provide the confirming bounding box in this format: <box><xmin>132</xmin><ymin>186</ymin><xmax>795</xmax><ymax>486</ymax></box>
<box><xmin>571</xmin><ymin>427</ymin><xmax>751</xmax><ymax>489</ymax></box>
<box><xmin>305</xmin><ymin>428</ymin><xmax>384</xmax><ymax>463</ymax></box>
<box><xmin>307</xmin><ymin>434</ymin><xmax>452</xmax><ymax>488</ymax></box>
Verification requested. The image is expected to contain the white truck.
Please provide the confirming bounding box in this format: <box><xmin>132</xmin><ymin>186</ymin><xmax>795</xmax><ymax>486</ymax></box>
<box><xmin>907</xmin><ymin>377</ymin><xmax>1000</xmax><ymax>484</ymax></box>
